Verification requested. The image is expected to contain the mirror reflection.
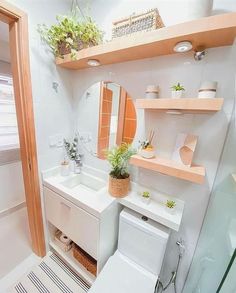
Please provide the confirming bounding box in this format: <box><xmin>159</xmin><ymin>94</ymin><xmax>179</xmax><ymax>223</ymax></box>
<box><xmin>77</xmin><ymin>81</ymin><xmax>137</xmax><ymax>160</ymax></box>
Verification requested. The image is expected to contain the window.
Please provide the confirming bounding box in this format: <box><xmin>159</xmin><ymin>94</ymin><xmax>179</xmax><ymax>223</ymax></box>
<box><xmin>0</xmin><ymin>75</ymin><xmax>19</xmax><ymax>151</ymax></box>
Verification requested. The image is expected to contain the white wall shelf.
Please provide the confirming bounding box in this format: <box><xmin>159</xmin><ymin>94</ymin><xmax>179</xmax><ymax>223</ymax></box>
<box><xmin>119</xmin><ymin>191</ymin><xmax>184</xmax><ymax>231</ymax></box>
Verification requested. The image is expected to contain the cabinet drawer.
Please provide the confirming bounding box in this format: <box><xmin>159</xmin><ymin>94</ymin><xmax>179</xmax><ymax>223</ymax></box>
<box><xmin>44</xmin><ymin>187</ymin><xmax>99</xmax><ymax>259</ymax></box>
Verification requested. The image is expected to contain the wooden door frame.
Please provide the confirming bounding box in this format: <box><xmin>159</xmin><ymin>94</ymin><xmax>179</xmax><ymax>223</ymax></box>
<box><xmin>0</xmin><ymin>0</ymin><xmax>46</xmax><ymax>256</ymax></box>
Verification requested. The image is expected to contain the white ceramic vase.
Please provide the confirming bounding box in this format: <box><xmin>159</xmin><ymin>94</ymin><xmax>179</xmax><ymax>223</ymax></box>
<box><xmin>186</xmin><ymin>0</ymin><xmax>213</xmax><ymax>21</ymax></box>
<box><xmin>140</xmin><ymin>149</ymin><xmax>155</xmax><ymax>159</ymax></box>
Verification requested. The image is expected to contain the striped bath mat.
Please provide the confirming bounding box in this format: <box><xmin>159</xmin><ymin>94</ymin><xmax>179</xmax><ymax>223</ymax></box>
<box><xmin>8</xmin><ymin>252</ymin><xmax>90</xmax><ymax>293</ymax></box>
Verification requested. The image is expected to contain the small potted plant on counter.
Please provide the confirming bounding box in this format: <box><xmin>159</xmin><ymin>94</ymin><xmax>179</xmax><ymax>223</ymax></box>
<box><xmin>139</xmin><ymin>130</ymin><xmax>155</xmax><ymax>159</ymax></box>
<box><xmin>106</xmin><ymin>143</ymin><xmax>136</xmax><ymax>198</ymax></box>
<box><xmin>141</xmin><ymin>191</ymin><xmax>151</xmax><ymax>204</ymax></box>
<box><xmin>171</xmin><ymin>82</ymin><xmax>185</xmax><ymax>99</ymax></box>
<box><xmin>165</xmin><ymin>199</ymin><xmax>176</xmax><ymax>214</ymax></box>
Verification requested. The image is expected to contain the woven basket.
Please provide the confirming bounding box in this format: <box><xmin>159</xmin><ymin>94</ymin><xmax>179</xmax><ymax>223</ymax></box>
<box><xmin>112</xmin><ymin>8</ymin><xmax>164</xmax><ymax>39</ymax></box>
<box><xmin>73</xmin><ymin>244</ymin><xmax>97</xmax><ymax>276</ymax></box>
<box><xmin>108</xmin><ymin>175</ymin><xmax>130</xmax><ymax>198</ymax></box>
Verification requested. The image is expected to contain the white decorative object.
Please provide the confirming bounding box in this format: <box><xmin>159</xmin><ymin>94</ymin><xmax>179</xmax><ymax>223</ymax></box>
<box><xmin>198</xmin><ymin>81</ymin><xmax>217</xmax><ymax>99</ymax></box>
<box><xmin>140</xmin><ymin>148</ymin><xmax>155</xmax><ymax>159</ymax></box>
<box><xmin>146</xmin><ymin>85</ymin><xmax>159</xmax><ymax>99</ymax></box>
<box><xmin>172</xmin><ymin>133</ymin><xmax>198</xmax><ymax>167</ymax></box>
<box><xmin>171</xmin><ymin>90</ymin><xmax>183</xmax><ymax>99</ymax></box>
<box><xmin>165</xmin><ymin>205</ymin><xmax>176</xmax><ymax>215</ymax></box>
<box><xmin>186</xmin><ymin>0</ymin><xmax>213</xmax><ymax>21</ymax></box>
<box><xmin>60</xmin><ymin>161</ymin><xmax>70</xmax><ymax>176</ymax></box>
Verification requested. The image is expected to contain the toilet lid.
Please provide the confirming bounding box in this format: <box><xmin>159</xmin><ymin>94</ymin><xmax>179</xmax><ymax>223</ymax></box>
<box><xmin>89</xmin><ymin>252</ymin><xmax>157</xmax><ymax>293</ymax></box>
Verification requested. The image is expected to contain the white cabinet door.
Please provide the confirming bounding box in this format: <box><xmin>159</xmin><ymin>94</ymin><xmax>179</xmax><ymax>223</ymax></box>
<box><xmin>44</xmin><ymin>187</ymin><xmax>99</xmax><ymax>259</ymax></box>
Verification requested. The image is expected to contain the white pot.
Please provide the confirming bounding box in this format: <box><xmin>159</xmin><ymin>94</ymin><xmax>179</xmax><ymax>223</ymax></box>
<box><xmin>145</xmin><ymin>92</ymin><xmax>159</xmax><ymax>99</ymax></box>
<box><xmin>198</xmin><ymin>81</ymin><xmax>217</xmax><ymax>99</ymax></box>
<box><xmin>171</xmin><ymin>90</ymin><xmax>183</xmax><ymax>99</ymax></box>
<box><xmin>165</xmin><ymin>206</ymin><xmax>176</xmax><ymax>215</ymax></box>
<box><xmin>141</xmin><ymin>196</ymin><xmax>151</xmax><ymax>205</ymax></box>
<box><xmin>186</xmin><ymin>0</ymin><xmax>213</xmax><ymax>20</ymax></box>
<box><xmin>140</xmin><ymin>149</ymin><xmax>155</xmax><ymax>159</ymax></box>
<box><xmin>60</xmin><ymin>162</ymin><xmax>70</xmax><ymax>176</ymax></box>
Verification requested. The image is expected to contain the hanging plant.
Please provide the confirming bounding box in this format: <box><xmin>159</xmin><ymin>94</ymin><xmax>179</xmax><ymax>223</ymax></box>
<box><xmin>37</xmin><ymin>1</ymin><xmax>103</xmax><ymax>59</ymax></box>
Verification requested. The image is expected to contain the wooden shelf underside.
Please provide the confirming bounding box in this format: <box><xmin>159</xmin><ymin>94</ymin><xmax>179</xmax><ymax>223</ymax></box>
<box><xmin>130</xmin><ymin>155</ymin><xmax>205</xmax><ymax>184</ymax></box>
<box><xmin>136</xmin><ymin>98</ymin><xmax>224</xmax><ymax>113</ymax></box>
<box><xmin>56</xmin><ymin>13</ymin><xmax>236</xmax><ymax>70</ymax></box>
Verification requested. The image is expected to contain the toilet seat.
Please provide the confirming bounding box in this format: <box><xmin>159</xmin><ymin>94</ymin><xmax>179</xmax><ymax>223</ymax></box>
<box><xmin>89</xmin><ymin>251</ymin><xmax>157</xmax><ymax>293</ymax></box>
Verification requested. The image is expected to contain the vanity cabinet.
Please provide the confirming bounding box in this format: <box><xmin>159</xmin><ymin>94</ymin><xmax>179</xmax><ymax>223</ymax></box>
<box><xmin>43</xmin><ymin>186</ymin><xmax>120</xmax><ymax>284</ymax></box>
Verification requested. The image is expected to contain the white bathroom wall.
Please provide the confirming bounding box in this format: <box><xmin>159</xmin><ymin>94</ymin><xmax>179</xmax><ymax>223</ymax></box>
<box><xmin>8</xmin><ymin>0</ymin><xmax>73</xmax><ymax>171</ymax></box>
<box><xmin>72</xmin><ymin>1</ymin><xmax>236</xmax><ymax>291</ymax></box>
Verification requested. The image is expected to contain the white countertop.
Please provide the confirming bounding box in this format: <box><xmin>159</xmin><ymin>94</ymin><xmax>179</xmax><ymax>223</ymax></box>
<box><xmin>42</xmin><ymin>167</ymin><xmax>115</xmax><ymax>218</ymax></box>
<box><xmin>42</xmin><ymin>166</ymin><xmax>184</xmax><ymax>230</ymax></box>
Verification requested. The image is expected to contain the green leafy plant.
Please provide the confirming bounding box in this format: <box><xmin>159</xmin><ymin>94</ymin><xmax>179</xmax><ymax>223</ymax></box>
<box><xmin>64</xmin><ymin>136</ymin><xmax>79</xmax><ymax>161</ymax></box>
<box><xmin>38</xmin><ymin>7</ymin><xmax>103</xmax><ymax>58</ymax></box>
<box><xmin>165</xmin><ymin>200</ymin><xmax>176</xmax><ymax>209</ymax></box>
<box><xmin>106</xmin><ymin>143</ymin><xmax>136</xmax><ymax>179</ymax></box>
<box><xmin>171</xmin><ymin>82</ymin><xmax>185</xmax><ymax>91</ymax></box>
<box><xmin>142</xmin><ymin>191</ymin><xmax>150</xmax><ymax>198</ymax></box>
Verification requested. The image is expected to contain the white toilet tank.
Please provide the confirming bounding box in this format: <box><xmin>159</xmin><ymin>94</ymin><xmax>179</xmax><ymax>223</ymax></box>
<box><xmin>118</xmin><ymin>208</ymin><xmax>170</xmax><ymax>275</ymax></box>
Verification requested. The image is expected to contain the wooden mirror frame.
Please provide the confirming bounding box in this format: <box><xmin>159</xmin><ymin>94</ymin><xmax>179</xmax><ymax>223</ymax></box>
<box><xmin>0</xmin><ymin>0</ymin><xmax>46</xmax><ymax>256</ymax></box>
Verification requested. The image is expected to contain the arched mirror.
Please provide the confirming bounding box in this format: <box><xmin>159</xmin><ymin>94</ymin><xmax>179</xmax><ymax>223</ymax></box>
<box><xmin>77</xmin><ymin>81</ymin><xmax>137</xmax><ymax>159</ymax></box>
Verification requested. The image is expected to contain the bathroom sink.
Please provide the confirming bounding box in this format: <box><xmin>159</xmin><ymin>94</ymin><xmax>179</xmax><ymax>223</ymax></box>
<box><xmin>61</xmin><ymin>173</ymin><xmax>106</xmax><ymax>192</ymax></box>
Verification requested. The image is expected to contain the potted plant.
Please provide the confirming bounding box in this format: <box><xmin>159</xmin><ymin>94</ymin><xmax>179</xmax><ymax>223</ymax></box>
<box><xmin>165</xmin><ymin>199</ymin><xmax>176</xmax><ymax>214</ymax></box>
<box><xmin>141</xmin><ymin>191</ymin><xmax>151</xmax><ymax>204</ymax></box>
<box><xmin>139</xmin><ymin>130</ymin><xmax>155</xmax><ymax>159</ymax></box>
<box><xmin>106</xmin><ymin>143</ymin><xmax>136</xmax><ymax>198</ymax></box>
<box><xmin>38</xmin><ymin>7</ymin><xmax>103</xmax><ymax>58</ymax></box>
<box><xmin>171</xmin><ymin>82</ymin><xmax>185</xmax><ymax>99</ymax></box>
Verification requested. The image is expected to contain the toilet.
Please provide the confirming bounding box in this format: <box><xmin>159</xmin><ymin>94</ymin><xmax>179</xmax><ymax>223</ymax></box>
<box><xmin>89</xmin><ymin>208</ymin><xmax>170</xmax><ymax>293</ymax></box>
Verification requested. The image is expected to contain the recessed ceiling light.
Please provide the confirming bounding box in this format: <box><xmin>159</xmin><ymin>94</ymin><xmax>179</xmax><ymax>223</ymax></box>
<box><xmin>173</xmin><ymin>41</ymin><xmax>193</xmax><ymax>53</ymax></box>
<box><xmin>87</xmin><ymin>59</ymin><xmax>100</xmax><ymax>67</ymax></box>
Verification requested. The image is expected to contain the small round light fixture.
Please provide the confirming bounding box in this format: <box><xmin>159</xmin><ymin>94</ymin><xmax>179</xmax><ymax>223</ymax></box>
<box><xmin>173</xmin><ymin>41</ymin><xmax>193</xmax><ymax>53</ymax></box>
<box><xmin>87</xmin><ymin>59</ymin><xmax>100</xmax><ymax>67</ymax></box>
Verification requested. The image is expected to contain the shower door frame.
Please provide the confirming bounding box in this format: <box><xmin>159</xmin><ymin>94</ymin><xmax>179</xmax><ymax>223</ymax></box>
<box><xmin>0</xmin><ymin>0</ymin><xmax>46</xmax><ymax>257</ymax></box>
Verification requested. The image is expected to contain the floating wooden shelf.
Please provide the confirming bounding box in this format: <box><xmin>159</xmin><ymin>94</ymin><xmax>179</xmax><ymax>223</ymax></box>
<box><xmin>56</xmin><ymin>13</ymin><xmax>236</xmax><ymax>70</ymax></box>
<box><xmin>136</xmin><ymin>98</ymin><xmax>224</xmax><ymax>114</ymax></box>
<box><xmin>130</xmin><ymin>155</ymin><xmax>205</xmax><ymax>184</ymax></box>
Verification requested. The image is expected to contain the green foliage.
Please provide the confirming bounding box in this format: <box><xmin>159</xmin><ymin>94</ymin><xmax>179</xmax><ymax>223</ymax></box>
<box><xmin>166</xmin><ymin>200</ymin><xmax>176</xmax><ymax>209</ymax></box>
<box><xmin>142</xmin><ymin>191</ymin><xmax>150</xmax><ymax>198</ymax></box>
<box><xmin>171</xmin><ymin>82</ymin><xmax>185</xmax><ymax>91</ymax></box>
<box><xmin>38</xmin><ymin>10</ymin><xmax>103</xmax><ymax>58</ymax></box>
<box><xmin>64</xmin><ymin>136</ymin><xmax>79</xmax><ymax>161</ymax></box>
<box><xmin>106</xmin><ymin>143</ymin><xmax>136</xmax><ymax>179</ymax></box>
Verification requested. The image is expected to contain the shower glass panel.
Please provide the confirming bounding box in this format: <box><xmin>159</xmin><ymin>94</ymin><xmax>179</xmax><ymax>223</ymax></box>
<box><xmin>183</xmin><ymin>116</ymin><xmax>236</xmax><ymax>293</ymax></box>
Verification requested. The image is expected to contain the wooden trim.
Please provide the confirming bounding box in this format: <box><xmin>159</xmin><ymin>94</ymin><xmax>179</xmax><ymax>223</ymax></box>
<box><xmin>136</xmin><ymin>98</ymin><xmax>224</xmax><ymax>114</ymax></box>
<box><xmin>56</xmin><ymin>12</ymin><xmax>236</xmax><ymax>70</ymax></box>
<box><xmin>0</xmin><ymin>1</ymin><xmax>46</xmax><ymax>257</ymax></box>
<box><xmin>116</xmin><ymin>87</ymin><xmax>126</xmax><ymax>145</ymax></box>
<box><xmin>130</xmin><ymin>155</ymin><xmax>205</xmax><ymax>184</ymax></box>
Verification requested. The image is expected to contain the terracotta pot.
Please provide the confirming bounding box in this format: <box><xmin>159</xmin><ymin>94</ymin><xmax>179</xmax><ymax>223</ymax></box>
<box><xmin>108</xmin><ymin>175</ymin><xmax>130</xmax><ymax>198</ymax></box>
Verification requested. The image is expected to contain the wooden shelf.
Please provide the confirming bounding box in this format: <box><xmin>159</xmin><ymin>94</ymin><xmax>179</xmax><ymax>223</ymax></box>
<box><xmin>130</xmin><ymin>155</ymin><xmax>205</xmax><ymax>184</ymax></box>
<box><xmin>136</xmin><ymin>98</ymin><xmax>224</xmax><ymax>114</ymax></box>
<box><xmin>56</xmin><ymin>13</ymin><xmax>236</xmax><ymax>70</ymax></box>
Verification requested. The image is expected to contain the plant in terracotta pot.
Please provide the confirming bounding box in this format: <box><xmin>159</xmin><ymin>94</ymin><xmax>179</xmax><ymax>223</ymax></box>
<box><xmin>38</xmin><ymin>5</ymin><xmax>103</xmax><ymax>58</ymax></box>
<box><xmin>171</xmin><ymin>82</ymin><xmax>185</xmax><ymax>99</ymax></box>
<box><xmin>106</xmin><ymin>143</ymin><xmax>136</xmax><ymax>198</ymax></box>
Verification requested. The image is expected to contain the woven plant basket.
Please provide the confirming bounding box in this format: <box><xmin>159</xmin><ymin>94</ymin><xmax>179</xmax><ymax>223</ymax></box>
<box><xmin>108</xmin><ymin>175</ymin><xmax>130</xmax><ymax>198</ymax></box>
